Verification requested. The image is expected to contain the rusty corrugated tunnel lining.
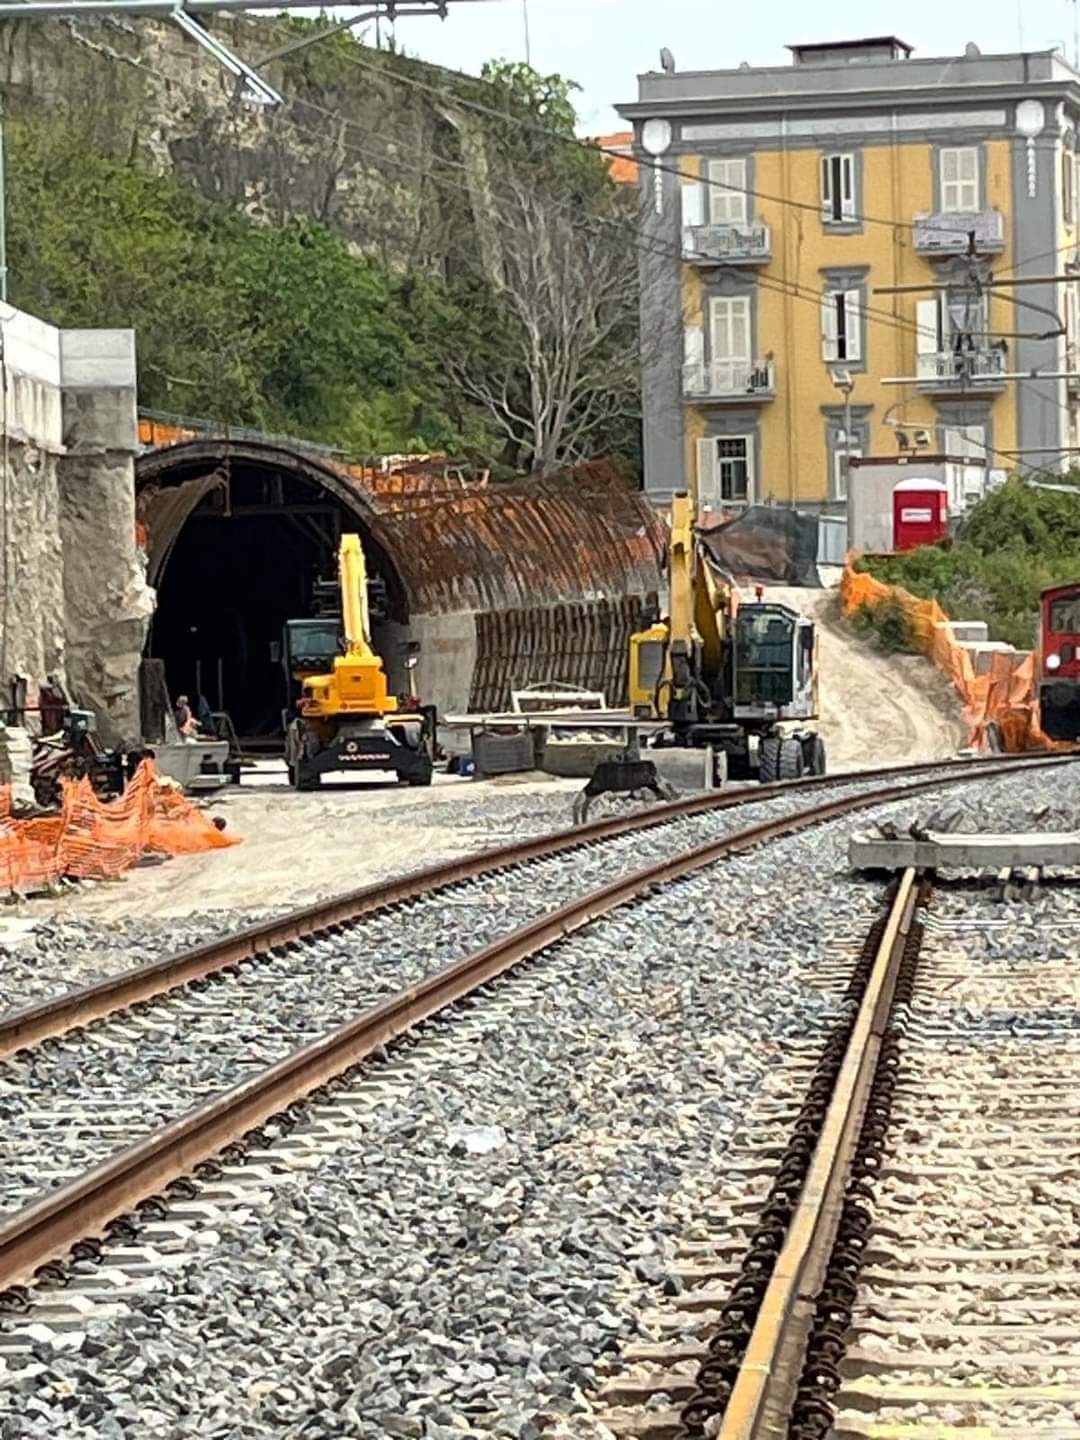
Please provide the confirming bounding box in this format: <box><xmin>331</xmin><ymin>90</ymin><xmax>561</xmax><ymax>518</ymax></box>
<box><xmin>136</xmin><ymin>439</ymin><xmax>666</xmax><ymax>739</ymax></box>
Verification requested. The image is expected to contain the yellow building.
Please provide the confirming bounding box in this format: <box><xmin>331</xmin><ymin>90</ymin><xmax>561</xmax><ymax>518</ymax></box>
<box><xmin>618</xmin><ymin>36</ymin><xmax>1080</xmax><ymax>517</ymax></box>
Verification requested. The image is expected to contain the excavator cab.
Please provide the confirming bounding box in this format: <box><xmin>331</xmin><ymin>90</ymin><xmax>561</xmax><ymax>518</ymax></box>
<box><xmin>731</xmin><ymin>603</ymin><xmax>817</xmax><ymax>719</ymax></box>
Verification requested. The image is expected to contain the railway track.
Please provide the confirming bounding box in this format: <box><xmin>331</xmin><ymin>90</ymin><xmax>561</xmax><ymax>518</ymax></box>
<box><xmin>0</xmin><ymin>753</ymin><xmax>1075</xmax><ymax>1434</ymax></box>
<box><xmin>588</xmin><ymin>793</ymin><xmax>1080</xmax><ymax>1439</ymax></box>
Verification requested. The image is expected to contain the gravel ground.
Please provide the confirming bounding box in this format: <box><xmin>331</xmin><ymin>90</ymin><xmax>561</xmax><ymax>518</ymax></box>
<box><xmin>831</xmin><ymin>852</ymin><xmax>1080</xmax><ymax>1436</ymax></box>
<box><xmin>0</xmin><ymin>771</ymin><xmax>950</xmax><ymax>1218</ymax></box>
<box><xmin>0</xmin><ymin>761</ymin><xmax>1047</xmax><ymax>1017</ymax></box>
<box><xmin>4</xmin><ymin>764</ymin><xmax>1077</xmax><ymax>1440</ymax></box>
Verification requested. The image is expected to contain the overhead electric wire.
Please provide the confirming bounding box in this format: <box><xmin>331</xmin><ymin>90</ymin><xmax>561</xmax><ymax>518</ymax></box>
<box><xmin>58</xmin><ymin>13</ymin><xmax>1073</xmax><ymax>478</ymax></box>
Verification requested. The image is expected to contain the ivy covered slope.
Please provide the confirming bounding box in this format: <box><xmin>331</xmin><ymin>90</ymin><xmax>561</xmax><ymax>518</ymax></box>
<box><xmin>5</xmin><ymin>30</ymin><xmax>641</xmax><ymax>475</ymax></box>
<box><xmin>855</xmin><ymin>478</ymin><xmax>1080</xmax><ymax>650</ymax></box>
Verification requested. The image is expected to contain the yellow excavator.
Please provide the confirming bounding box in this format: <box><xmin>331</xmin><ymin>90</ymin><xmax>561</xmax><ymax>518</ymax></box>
<box><xmin>283</xmin><ymin>534</ymin><xmax>434</xmax><ymax>790</ymax></box>
<box><xmin>628</xmin><ymin>492</ymin><xmax>824</xmax><ymax>781</ymax></box>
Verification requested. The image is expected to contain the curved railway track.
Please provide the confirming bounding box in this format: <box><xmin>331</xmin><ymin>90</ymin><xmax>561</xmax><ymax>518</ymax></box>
<box><xmin>0</xmin><ymin>754</ymin><xmax>1071</xmax><ymax>1319</ymax></box>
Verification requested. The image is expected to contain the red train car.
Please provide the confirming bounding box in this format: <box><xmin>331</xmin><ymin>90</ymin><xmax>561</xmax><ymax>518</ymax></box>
<box><xmin>1039</xmin><ymin>582</ymin><xmax>1080</xmax><ymax>741</ymax></box>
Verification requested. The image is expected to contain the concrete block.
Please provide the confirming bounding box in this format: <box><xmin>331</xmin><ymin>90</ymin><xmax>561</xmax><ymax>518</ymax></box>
<box><xmin>649</xmin><ymin>746</ymin><xmax>726</xmax><ymax>792</ymax></box>
<box><xmin>935</xmin><ymin>618</ymin><xmax>988</xmax><ymax>645</ymax></box>
<box><xmin>2</xmin><ymin>307</ymin><xmax>61</xmax><ymax>388</ymax></box>
<box><xmin>851</xmin><ymin>829</ymin><xmax>1080</xmax><ymax>871</ymax></box>
<box><xmin>960</xmin><ymin>640</ymin><xmax>1015</xmax><ymax>676</ymax></box>
<box><xmin>59</xmin><ymin>328</ymin><xmax>137</xmax><ymax>390</ymax></box>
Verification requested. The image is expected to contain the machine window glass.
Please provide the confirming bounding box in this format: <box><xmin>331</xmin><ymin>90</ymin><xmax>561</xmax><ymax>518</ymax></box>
<box><xmin>637</xmin><ymin>639</ymin><xmax>666</xmax><ymax>694</ymax></box>
<box><xmin>1050</xmin><ymin>595</ymin><xmax>1080</xmax><ymax>633</ymax></box>
<box><xmin>734</xmin><ymin>608</ymin><xmax>795</xmax><ymax>704</ymax></box>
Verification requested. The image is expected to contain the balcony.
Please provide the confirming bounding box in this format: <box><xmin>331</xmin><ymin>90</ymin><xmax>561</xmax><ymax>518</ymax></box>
<box><xmin>683</xmin><ymin>359</ymin><xmax>776</xmax><ymax>404</ymax></box>
<box><xmin>682</xmin><ymin>222</ymin><xmax>771</xmax><ymax>266</ymax></box>
<box><xmin>916</xmin><ymin>347</ymin><xmax>1007</xmax><ymax>394</ymax></box>
<box><xmin>913</xmin><ymin>209</ymin><xmax>1005</xmax><ymax>255</ymax></box>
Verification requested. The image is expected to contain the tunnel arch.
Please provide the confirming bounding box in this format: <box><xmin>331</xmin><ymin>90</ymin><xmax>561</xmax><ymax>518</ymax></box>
<box><xmin>136</xmin><ymin>439</ymin><xmax>412</xmax><ymax>740</ymax></box>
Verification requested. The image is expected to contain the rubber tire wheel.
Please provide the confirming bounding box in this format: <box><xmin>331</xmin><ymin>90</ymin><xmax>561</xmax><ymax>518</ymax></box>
<box><xmin>807</xmin><ymin>734</ymin><xmax>827</xmax><ymax>776</ymax></box>
<box><xmin>779</xmin><ymin>738</ymin><xmax>805</xmax><ymax>781</ymax></box>
<box><xmin>759</xmin><ymin>736</ymin><xmax>781</xmax><ymax>783</ymax></box>
<box><xmin>406</xmin><ymin>767</ymin><xmax>433</xmax><ymax>787</ymax></box>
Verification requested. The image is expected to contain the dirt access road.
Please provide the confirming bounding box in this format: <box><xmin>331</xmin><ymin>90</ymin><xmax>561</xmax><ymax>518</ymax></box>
<box><xmin>764</xmin><ymin>584</ymin><xmax>968</xmax><ymax>771</ymax></box>
<box><xmin>12</xmin><ymin>583</ymin><xmax>967</xmax><ymax>925</ymax></box>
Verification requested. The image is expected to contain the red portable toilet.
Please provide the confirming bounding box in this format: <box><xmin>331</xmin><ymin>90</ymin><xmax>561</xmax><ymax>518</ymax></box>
<box><xmin>892</xmin><ymin>478</ymin><xmax>949</xmax><ymax>552</ymax></box>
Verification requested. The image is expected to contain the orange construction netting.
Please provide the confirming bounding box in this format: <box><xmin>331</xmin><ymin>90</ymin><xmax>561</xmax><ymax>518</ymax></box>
<box><xmin>840</xmin><ymin>563</ymin><xmax>1066</xmax><ymax>753</ymax></box>
<box><xmin>0</xmin><ymin>759</ymin><xmax>238</xmax><ymax>896</ymax></box>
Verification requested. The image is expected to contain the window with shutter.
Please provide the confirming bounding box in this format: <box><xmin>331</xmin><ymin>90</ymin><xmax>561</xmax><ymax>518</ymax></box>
<box><xmin>842</xmin><ymin>288</ymin><xmax>862</xmax><ymax>362</ymax></box>
<box><xmin>717</xmin><ymin>436</ymin><xmax>753</xmax><ymax>503</ymax></box>
<box><xmin>707</xmin><ymin>159</ymin><xmax>747</xmax><ymax>225</ymax></box>
<box><xmin>940</xmin><ymin>147</ymin><xmax>979</xmax><ymax>212</ymax></box>
<box><xmin>821</xmin><ymin>289</ymin><xmax>862</xmax><ymax>363</ymax></box>
<box><xmin>708</xmin><ymin>297</ymin><xmax>751</xmax><ymax>391</ymax></box>
<box><xmin>697</xmin><ymin>437</ymin><xmax>719</xmax><ymax>507</ymax></box>
<box><xmin>683</xmin><ymin>324</ymin><xmax>704</xmax><ymax>392</ymax></box>
<box><xmin>821</xmin><ymin>154</ymin><xmax>856</xmax><ymax>222</ymax></box>
<box><xmin>681</xmin><ymin>182</ymin><xmax>705</xmax><ymax>232</ymax></box>
<box><xmin>916</xmin><ymin>297</ymin><xmax>942</xmax><ymax>380</ymax></box>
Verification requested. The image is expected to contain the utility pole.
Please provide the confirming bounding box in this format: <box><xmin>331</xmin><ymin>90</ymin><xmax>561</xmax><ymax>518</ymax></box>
<box><xmin>522</xmin><ymin>0</ymin><xmax>531</xmax><ymax>65</ymax></box>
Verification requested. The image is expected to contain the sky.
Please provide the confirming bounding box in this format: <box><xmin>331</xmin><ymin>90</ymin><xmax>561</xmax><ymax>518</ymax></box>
<box><xmin>371</xmin><ymin>0</ymin><xmax>1080</xmax><ymax>132</ymax></box>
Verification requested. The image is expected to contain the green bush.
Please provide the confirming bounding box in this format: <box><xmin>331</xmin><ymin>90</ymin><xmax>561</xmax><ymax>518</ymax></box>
<box><xmin>856</xmin><ymin>479</ymin><xmax>1080</xmax><ymax>649</ymax></box>
<box><xmin>849</xmin><ymin>597</ymin><xmax>917</xmax><ymax>653</ymax></box>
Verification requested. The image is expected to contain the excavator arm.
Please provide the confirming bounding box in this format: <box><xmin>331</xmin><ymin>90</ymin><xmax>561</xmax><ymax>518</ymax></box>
<box><xmin>339</xmin><ymin>533</ymin><xmax>373</xmax><ymax>658</ymax></box>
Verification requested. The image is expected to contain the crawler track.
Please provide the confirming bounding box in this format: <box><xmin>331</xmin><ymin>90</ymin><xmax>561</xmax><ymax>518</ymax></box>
<box><xmin>0</xmin><ymin>756</ymin><xmax>1072</xmax><ymax>1319</ymax></box>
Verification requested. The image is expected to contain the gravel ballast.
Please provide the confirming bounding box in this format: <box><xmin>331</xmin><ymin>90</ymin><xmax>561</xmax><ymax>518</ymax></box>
<box><xmin>1</xmin><ymin>763</ymin><xmax>1077</xmax><ymax>1440</ymax></box>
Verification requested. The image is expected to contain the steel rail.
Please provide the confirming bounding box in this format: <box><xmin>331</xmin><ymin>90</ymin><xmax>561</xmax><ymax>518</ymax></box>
<box><xmin>0</xmin><ymin>756</ymin><xmax>1066</xmax><ymax>1295</ymax></box>
<box><xmin>716</xmin><ymin>871</ymin><xmax>919</xmax><ymax>1439</ymax></box>
<box><xmin>0</xmin><ymin>753</ymin><xmax>1064</xmax><ymax>1058</ymax></box>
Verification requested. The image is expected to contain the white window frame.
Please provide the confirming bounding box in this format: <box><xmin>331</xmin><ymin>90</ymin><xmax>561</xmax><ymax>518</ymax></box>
<box><xmin>821</xmin><ymin>153</ymin><xmax>856</xmax><ymax>223</ymax></box>
<box><xmin>697</xmin><ymin>434</ymin><xmax>754</xmax><ymax>507</ymax></box>
<box><xmin>821</xmin><ymin>288</ymin><xmax>862</xmax><ymax>364</ymax></box>
<box><xmin>707</xmin><ymin>157</ymin><xmax>748</xmax><ymax>225</ymax></box>
<box><xmin>1066</xmin><ymin>282</ymin><xmax>1080</xmax><ymax>369</ymax></box>
<box><xmin>940</xmin><ymin>146</ymin><xmax>980</xmax><ymax>213</ymax></box>
<box><xmin>833</xmin><ymin>444</ymin><xmax>861</xmax><ymax>502</ymax></box>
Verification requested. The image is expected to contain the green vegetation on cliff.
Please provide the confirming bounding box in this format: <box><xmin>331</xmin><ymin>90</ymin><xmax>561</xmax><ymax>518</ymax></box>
<box><xmin>854</xmin><ymin>479</ymin><xmax>1080</xmax><ymax>649</ymax></box>
<box><xmin>5</xmin><ymin>36</ymin><xmax>640</xmax><ymax>475</ymax></box>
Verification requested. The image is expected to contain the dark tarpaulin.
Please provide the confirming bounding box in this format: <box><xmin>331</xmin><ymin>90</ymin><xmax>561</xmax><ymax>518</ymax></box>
<box><xmin>698</xmin><ymin>506</ymin><xmax>821</xmax><ymax>587</ymax></box>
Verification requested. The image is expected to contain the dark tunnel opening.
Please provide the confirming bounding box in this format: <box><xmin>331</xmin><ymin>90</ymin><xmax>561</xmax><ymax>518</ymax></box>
<box><xmin>142</xmin><ymin>456</ymin><xmax>409</xmax><ymax>742</ymax></box>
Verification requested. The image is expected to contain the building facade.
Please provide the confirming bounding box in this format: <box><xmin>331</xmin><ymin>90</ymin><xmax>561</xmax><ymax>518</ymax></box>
<box><xmin>618</xmin><ymin>38</ymin><xmax>1080</xmax><ymax>513</ymax></box>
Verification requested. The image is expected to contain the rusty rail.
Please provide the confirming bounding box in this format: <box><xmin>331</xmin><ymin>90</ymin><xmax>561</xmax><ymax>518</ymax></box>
<box><xmin>0</xmin><ymin>754</ymin><xmax>1065</xmax><ymax>1058</ymax></box>
<box><xmin>715</xmin><ymin>870</ymin><xmax>918</xmax><ymax>1439</ymax></box>
<box><xmin>0</xmin><ymin>755</ymin><xmax>1067</xmax><ymax>1296</ymax></box>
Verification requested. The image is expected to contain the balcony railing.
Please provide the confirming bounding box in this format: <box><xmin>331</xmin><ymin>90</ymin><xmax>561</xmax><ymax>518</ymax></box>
<box><xmin>913</xmin><ymin>209</ymin><xmax>1005</xmax><ymax>255</ymax></box>
<box><xmin>683</xmin><ymin>359</ymin><xmax>776</xmax><ymax>402</ymax></box>
<box><xmin>682</xmin><ymin>222</ymin><xmax>771</xmax><ymax>265</ymax></box>
<box><xmin>916</xmin><ymin>347</ymin><xmax>1007</xmax><ymax>391</ymax></box>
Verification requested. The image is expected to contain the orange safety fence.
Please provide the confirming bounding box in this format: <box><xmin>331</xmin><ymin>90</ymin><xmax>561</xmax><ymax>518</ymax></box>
<box><xmin>840</xmin><ymin>563</ymin><xmax>1068</xmax><ymax>753</ymax></box>
<box><xmin>0</xmin><ymin>759</ymin><xmax>238</xmax><ymax>896</ymax></box>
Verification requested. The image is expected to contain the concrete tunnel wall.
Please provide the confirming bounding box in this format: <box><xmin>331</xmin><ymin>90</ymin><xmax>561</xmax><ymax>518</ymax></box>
<box><xmin>0</xmin><ymin>307</ymin><xmax>151</xmax><ymax>745</ymax></box>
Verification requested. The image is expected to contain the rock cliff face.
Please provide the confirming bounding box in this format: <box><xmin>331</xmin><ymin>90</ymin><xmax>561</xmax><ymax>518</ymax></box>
<box><xmin>0</xmin><ymin>310</ymin><xmax>151</xmax><ymax>746</ymax></box>
<box><xmin>0</xmin><ymin>14</ymin><xmax>462</xmax><ymax>266</ymax></box>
